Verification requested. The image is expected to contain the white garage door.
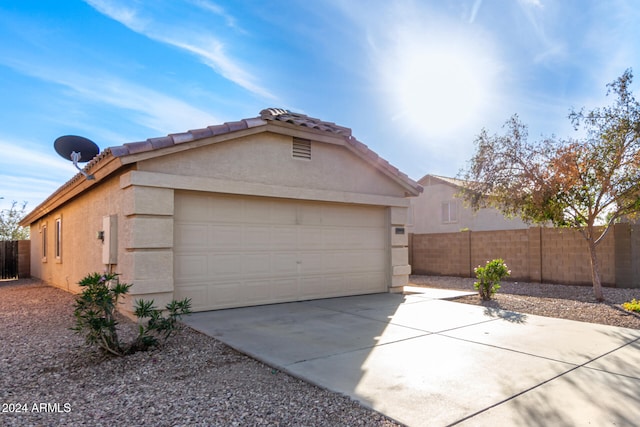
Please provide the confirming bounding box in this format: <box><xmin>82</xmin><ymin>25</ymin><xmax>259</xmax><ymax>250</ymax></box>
<box><xmin>174</xmin><ymin>191</ymin><xmax>388</xmax><ymax>311</ymax></box>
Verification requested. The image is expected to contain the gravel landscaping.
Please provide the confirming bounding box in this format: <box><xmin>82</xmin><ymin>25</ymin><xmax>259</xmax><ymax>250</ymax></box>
<box><xmin>0</xmin><ymin>279</ymin><xmax>401</xmax><ymax>427</ymax></box>
<box><xmin>2</xmin><ymin>276</ymin><xmax>639</xmax><ymax>426</ymax></box>
<box><xmin>411</xmin><ymin>275</ymin><xmax>640</xmax><ymax>330</ymax></box>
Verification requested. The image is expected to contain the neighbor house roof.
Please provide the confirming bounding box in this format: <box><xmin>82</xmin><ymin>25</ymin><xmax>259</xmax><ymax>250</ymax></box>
<box><xmin>417</xmin><ymin>174</ymin><xmax>468</xmax><ymax>188</ymax></box>
<box><xmin>21</xmin><ymin>109</ymin><xmax>422</xmax><ymax>225</ymax></box>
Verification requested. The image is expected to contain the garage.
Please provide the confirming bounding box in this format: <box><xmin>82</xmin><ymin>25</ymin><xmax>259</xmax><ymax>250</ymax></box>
<box><xmin>174</xmin><ymin>191</ymin><xmax>387</xmax><ymax>311</ymax></box>
<box><xmin>22</xmin><ymin>108</ymin><xmax>421</xmax><ymax>316</ymax></box>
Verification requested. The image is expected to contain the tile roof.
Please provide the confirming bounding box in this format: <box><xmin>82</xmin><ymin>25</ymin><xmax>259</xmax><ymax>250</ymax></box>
<box><xmin>24</xmin><ymin>108</ymin><xmax>421</xmax><ymax>224</ymax></box>
<box><xmin>418</xmin><ymin>174</ymin><xmax>468</xmax><ymax>188</ymax></box>
<box><xmin>99</xmin><ymin>108</ymin><xmax>421</xmax><ymax>194</ymax></box>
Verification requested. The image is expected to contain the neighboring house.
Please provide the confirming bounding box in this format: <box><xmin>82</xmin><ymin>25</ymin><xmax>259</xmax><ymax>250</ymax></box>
<box><xmin>408</xmin><ymin>174</ymin><xmax>529</xmax><ymax>234</ymax></box>
<box><xmin>20</xmin><ymin>108</ymin><xmax>422</xmax><ymax>314</ymax></box>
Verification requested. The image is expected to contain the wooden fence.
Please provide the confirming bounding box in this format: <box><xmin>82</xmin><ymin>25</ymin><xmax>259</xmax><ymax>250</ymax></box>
<box><xmin>410</xmin><ymin>223</ymin><xmax>640</xmax><ymax>288</ymax></box>
<box><xmin>0</xmin><ymin>240</ymin><xmax>30</xmax><ymax>280</ymax></box>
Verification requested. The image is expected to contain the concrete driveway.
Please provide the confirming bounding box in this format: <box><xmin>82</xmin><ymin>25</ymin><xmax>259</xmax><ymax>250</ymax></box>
<box><xmin>183</xmin><ymin>290</ymin><xmax>640</xmax><ymax>426</ymax></box>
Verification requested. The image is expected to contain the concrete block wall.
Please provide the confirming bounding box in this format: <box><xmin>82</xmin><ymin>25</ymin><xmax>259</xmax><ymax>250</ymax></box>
<box><xmin>411</xmin><ymin>231</ymin><xmax>471</xmax><ymax>277</ymax></box>
<box><xmin>411</xmin><ymin>225</ymin><xmax>633</xmax><ymax>287</ymax></box>
<box><xmin>470</xmin><ymin>229</ymin><xmax>530</xmax><ymax>281</ymax></box>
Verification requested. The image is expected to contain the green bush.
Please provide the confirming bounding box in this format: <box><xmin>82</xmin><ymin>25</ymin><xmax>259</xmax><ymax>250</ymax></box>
<box><xmin>474</xmin><ymin>259</ymin><xmax>511</xmax><ymax>301</ymax></box>
<box><xmin>622</xmin><ymin>299</ymin><xmax>640</xmax><ymax>313</ymax></box>
<box><xmin>72</xmin><ymin>272</ymin><xmax>191</xmax><ymax>356</ymax></box>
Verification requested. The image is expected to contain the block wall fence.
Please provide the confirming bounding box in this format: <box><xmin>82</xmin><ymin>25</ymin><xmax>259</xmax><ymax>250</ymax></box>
<box><xmin>409</xmin><ymin>224</ymin><xmax>640</xmax><ymax>288</ymax></box>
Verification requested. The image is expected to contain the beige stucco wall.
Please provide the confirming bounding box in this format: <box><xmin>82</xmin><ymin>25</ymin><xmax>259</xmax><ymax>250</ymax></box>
<box><xmin>409</xmin><ymin>182</ymin><xmax>529</xmax><ymax>234</ymax></box>
<box><xmin>29</xmin><ymin>174</ymin><xmax>129</xmax><ymax>294</ymax></box>
<box><xmin>138</xmin><ymin>133</ymin><xmax>405</xmax><ymax>198</ymax></box>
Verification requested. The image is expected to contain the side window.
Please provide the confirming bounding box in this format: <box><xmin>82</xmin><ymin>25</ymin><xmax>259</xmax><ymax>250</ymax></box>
<box><xmin>41</xmin><ymin>223</ymin><xmax>48</xmax><ymax>262</ymax></box>
<box><xmin>55</xmin><ymin>216</ymin><xmax>62</xmax><ymax>262</ymax></box>
<box><xmin>441</xmin><ymin>201</ymin><xmax>459</xmax><ymax>224</ymax></box>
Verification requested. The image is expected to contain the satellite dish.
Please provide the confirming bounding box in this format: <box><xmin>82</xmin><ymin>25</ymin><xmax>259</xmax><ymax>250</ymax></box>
<box><xmin>54</xmin><ymin>135</ymin><xmax>100</xmax><ymax>180</ymax></box>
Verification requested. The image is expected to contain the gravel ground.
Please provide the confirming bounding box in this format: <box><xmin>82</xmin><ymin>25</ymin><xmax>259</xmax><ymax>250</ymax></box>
<box><xmin>3</xmin><ymin>277</ymin><xmax>639</xmax><ymax>426</ymax></box>
<box><xmin>411</xmin><ymin>275</ymin><xmax>640</xmax><ymax>330</ymax></box>
<box><xmin>0</xmin><ymin>279</ymin><xmax>401</xmax><ymax>427</ymax></box>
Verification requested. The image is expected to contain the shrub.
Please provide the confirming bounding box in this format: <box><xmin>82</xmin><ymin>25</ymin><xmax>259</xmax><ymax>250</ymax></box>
<box><xmin>622</xmin><ymin>299</ymin><xmax>640</xmax><ymax>313</ymax></box>
<box><xmin>474</xmin><ymin>259</ymin><xmax>511</xmax><ymax>301</ymax></box>
<box><xmin>72</xmin><ymin>272</ymin><xmax>191</xmax><ymax>356</ymax></box>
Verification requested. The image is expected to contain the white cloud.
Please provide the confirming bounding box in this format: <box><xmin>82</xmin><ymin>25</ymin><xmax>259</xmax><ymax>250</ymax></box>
<box><xmin>0</xmin><ymin>139</ymin><xmax>75</xmax><ymax>176</ymax></box>
<box><xmin>0</xmin><ymin>174</ymin><xmax>65</xmax><ymax>211</ymax></box>
<box><xmin>0</xmin><ymin>138</ymin><xmax>75</xmax><ymax>210</ymax></box>
<box><xmin>4</xmin><ymin>58</ymin><xmax>220</xmax><ymax>137</ymax></box>
<box><xmin>188</xmin><ymin>0</ymin><xmax>245</xmax><ymax>33</ymax></box>
<box><xmin>84</xmin><ymin>0</ymin><xmax>276</xmax><ymax>100</ymax></box>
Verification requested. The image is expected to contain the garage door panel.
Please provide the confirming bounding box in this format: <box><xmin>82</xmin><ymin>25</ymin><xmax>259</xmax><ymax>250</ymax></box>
<box><xmin>243</xmin><ymin>253</ymin><xmax>272</xmax><ymax>275</ymax></box>
<box><xmin>211</xmin><ymin>197</ymin><xmax>244</xmax><ymax>222</ymax></box>
<box><xmin>270</xmin><ymin>278</ymin><xmax>299</xmax><ymax>299</ymax></box>
<box><xmin>175</xmin><ymin>224</ymin><xmax>208</xmax><ymax>248</ymax></box>
<box><xmin>207</xmin><ymin>253</ymin><xmax>241</xmax><ymax>276</ymax></box>
<box><xmin>208</xmin><ymin>281</ymin><xmax>244</xmax><ymax>305</ymax></box>
<box><xmin>297</xmin><ymin>252</ymin><xmax>324</xmax><ymax>274</ymax></box>
<box><xmin>298</xmin><ymin>205</ymin><xmax>322</xmax><ymax>225</ymax></box>
<box><xmin>174</xmin><ymin>192</ymin><xmax>388</xmax><ymax>311</ymax></box>
<box><xmin>243</xmin><ymin>280</ymin><xmax>273</xmax><ymax>302</ymax></box>
<box><xmin>299</xmin><ymin>228</ymin><xmax>324</xmax><ymax>249</ymax></box>
<box><xmin>175</xmin><ymin>284</ymin><xmax>208</xmax><ymax>310</ymax></box>
<box><xmin>210</xmin><ymin>225</ymin><xmax>242</xmax><ymax>250</ymax></box>
<box><xmin>272</xmin><ymin>253</ymin><xmax>299</xmax><ymax>275</ymax></box>
<box><xmin>268</xmin><ymin>200</ymin><xmax>298</xmax><ymax>224</ymax></box>
<box><xmin>268</xmin><ymin>226</ymin><xmax>297</xmax><ymax>249</ymax></box>
<box><xmin>175</xmin><ymin>254</ymin><xmax>207</xmax><ymax>279</ymax></box>
<box><xmin>243</xmin><ymin>225</ymin><xmax>272</xmax><ymax>249</ymax></box>
<box><xmin>175</xmin><ymin>193</ymin><xmax>210</xmax><ymax>220</ymax></box>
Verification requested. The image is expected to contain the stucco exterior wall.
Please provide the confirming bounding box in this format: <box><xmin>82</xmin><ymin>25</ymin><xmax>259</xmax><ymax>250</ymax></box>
<box><xmin>409</xmin><ymin>182</ymin><xmax>529</xmax><ymax>234</ymax></box>
<box><xmin>29</xmin><ymin>175</ymin><xmax>127</xmax><ymax>293</ymax></box>
<box><xmin>137</xmin><ymin>133</ymin><xmax>406</xmax><ymax>198</ymax></box>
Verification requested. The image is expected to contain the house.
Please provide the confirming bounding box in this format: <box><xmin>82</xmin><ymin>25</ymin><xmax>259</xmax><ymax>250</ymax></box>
<box><xmin>408</xmin><ymin>174</ymin><xmax>528</xmax><ymax>234</ymax></box>
<box><xmin>20</xmin><ymin>108</ymin><xmax>422</xmax><ymax>314</ymax></box>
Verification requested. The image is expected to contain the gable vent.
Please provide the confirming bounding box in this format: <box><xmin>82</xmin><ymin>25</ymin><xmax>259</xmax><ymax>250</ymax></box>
<box><xmin>292</xmin><ymin>137</ymin><xmax>311</xmax><ymax>160</ymax></box>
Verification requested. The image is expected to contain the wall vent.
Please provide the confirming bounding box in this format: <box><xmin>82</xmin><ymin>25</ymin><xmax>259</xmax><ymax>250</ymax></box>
<box><xmin>292</xmin><ymin>137</ymin><xmax>311</xmax><ymax>160</ymax></box>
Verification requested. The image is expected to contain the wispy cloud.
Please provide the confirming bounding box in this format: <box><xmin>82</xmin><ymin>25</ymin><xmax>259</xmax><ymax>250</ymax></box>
<box><xmin>0</xmin><ymin>138</ymin><xmax>76</xmax><ymax>208</ymax></box>
<box><xmin>3</xmin><ymin>57</ymin><xmax>219</xmax><ymax>138</ymax></box>
<box><xmin>468</xmin><ymin>0</ymin><xmax>483</xmax><ymax>24</ymax></box>
<box><xmin>84</xmin><ymin>0</ymin><xmax>277</xmax><ymax>100</ymax></box>
<box><xmin>0</xmin><ymin>139</ymin><xmax>75</xmax><ymax>176</ymax></box>
<box><xmin>188</xmin><ymin>0</ymin><xmax>245</xmax><ymax>34</ymax></box>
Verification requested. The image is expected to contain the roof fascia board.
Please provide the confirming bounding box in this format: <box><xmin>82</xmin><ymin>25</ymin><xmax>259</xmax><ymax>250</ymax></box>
<box><xmin>117</xmin><ymin>124</ymin><xmax>270</xmax><ymax>165</ymax></box>
<box><xmin>20</xmin><ymin>155</ymin><xmax>124</xmax><ymax>225</ymax></box>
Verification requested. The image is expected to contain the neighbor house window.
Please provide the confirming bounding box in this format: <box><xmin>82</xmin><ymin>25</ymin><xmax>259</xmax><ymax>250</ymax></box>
<box><xmin>55</xmin><ymin>216</ymin><xmax>62</xmax><ymax>262</ymax></box>
<box><xmin>441</xmin><ymin>201</ymin><xmax>458</xmax><ymax>224</ymax></box>
<box><xmin>41</xmin><ymin>223</ymin><xmax>48</xmax><ymax>262</ymax></box>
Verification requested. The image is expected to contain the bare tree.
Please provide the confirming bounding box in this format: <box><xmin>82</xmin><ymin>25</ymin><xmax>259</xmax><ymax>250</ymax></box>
<box><xmin>460</xmin><ymin>70</ymin><xmax>640</xmax><ymax>301</ymax></box>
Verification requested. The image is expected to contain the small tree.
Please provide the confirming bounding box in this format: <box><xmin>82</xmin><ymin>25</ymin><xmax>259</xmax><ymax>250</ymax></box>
<box><xmin>0</xmin><ymin>200</ymin><xmax>29</xmax><ymax>240</ymax></box>
<box><xmin>460</xmin><ymin>70</ymin><xmax>640</xmax><ymax>302</ymax></box>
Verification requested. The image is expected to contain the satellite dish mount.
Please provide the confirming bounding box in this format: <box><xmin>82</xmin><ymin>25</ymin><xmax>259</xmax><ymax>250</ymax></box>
<box><xmin>54</xmin><ymin>135</ymin><xmax>100</xmax><ymax>180</ymax></box>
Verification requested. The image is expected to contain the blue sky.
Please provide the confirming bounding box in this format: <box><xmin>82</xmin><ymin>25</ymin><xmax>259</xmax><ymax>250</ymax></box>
<box><xmin>1</xmin><ymin>0</ymin><xmax>640</xmax><ymax>212</ymax></box>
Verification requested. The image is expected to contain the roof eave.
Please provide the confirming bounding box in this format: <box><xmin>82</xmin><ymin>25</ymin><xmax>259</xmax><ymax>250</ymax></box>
<box><xmin>20</xmin><ymin>152</ymin><xmax>124</xmax><ymax>226</ymax></box>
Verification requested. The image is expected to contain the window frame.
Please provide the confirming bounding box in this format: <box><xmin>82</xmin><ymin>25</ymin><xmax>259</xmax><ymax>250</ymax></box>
<box><xmin>441</xmin><ymin>200</ymin><xmax>459</xmax><ymax>224</ymax></box>
<box><xmin>54</xmin><ymin>215</ymin><xmax>62</xmax><ymax>262</ymax></box>
<box><xmin>41</xmin><ymin>222</ymin><xmax>48</xmax><ymax>262</ymax></box>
